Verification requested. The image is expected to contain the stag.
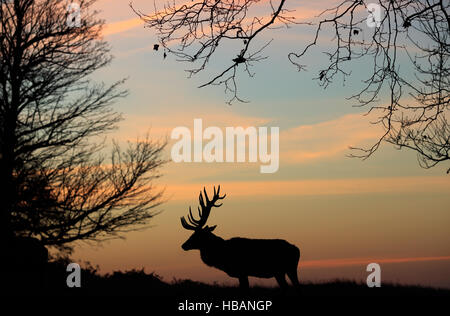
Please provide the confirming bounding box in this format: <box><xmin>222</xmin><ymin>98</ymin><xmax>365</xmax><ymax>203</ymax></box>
<box><xmin>181</xmin><ymin>186</ymin><xmax>300</xmax><ymax>289</ymax></box>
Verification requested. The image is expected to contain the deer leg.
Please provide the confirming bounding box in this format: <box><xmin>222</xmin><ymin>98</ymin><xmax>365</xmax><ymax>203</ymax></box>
<box><xmin>287</xmin><ymin>269</ymin><xmax>300</xmax><ymax>288</ymax></box>
<box><xmin>239</xmin><ymin>276</ymin><xmax>249</xmax><ymax>289</ymax></box>
<box><xmin>275</xmin><ymin>273</ymin><xmax>288</xmax><ymax>289</ymax></box>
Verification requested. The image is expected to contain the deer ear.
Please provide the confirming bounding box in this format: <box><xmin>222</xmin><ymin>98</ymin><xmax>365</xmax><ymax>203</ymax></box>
<box><xmin>206</xmin><ymin>225</ymin><xmax>217</xmax><ymax>232</ymax></box>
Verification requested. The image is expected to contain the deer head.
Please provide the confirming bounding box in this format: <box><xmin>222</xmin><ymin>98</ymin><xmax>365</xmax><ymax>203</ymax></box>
<box><xmin>181</xmin><ymin>185</ymin><xmax>226</xmax><ymax>250</ymax></box>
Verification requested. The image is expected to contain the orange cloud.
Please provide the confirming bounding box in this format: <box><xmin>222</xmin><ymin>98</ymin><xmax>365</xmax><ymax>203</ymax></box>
<box><xmin>118</xmin><ymin>111</ymin><xmax>381</xmax><ymax>160</ymax></box>
<box><xmin>103</xmin><ymin>17</ymin><xmax>143</xmax><ymax>36</ymax></box>
<box><xmin>116</xmin><ymin>111</ymin><xmax>270</xmax><ymax>141</ymax></box>
<box><xmin>301</xmin><ymin>255</ymin><xmax>450</xmax><ymax>269</ymax></box>
<box><xmin>153</xmin><ymin>255</ymin><xmax>450</xmax><ymax>271</ymax></box>
<box><xmin>101</xmin><ymin>0</ymin><xmax>322</xmax><ymax>37</ymax></box>
<box><xmin>102</xmin><ymin>0</ymin><xmax>193</xmax><ymax>36</ymax></box>
<box><xmin>114</xmin><ymin>110</ymin><xmax>424</xmax><ymax>172</ymax></box>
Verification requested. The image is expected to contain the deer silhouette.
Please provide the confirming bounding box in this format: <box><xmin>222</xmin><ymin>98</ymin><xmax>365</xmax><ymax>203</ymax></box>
<box><xmin>181</xmin><ymin>185</ymin><xmax>300</xmax><ymax>289</ymax></box>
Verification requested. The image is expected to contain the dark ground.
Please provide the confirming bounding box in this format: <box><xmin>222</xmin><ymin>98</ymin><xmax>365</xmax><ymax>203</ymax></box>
<box><xmin>6</xmin><ymin>259</ymin><xmax>448</xmax><ymax>313</ymax></box>
<box><xmin>35</xmin><ymin>259</ymin><xmax>449</xmax><ymax>297</ymax></box>
<box><xmin>7</xmin><ymin>260</ymin><xmax>447</xmax><ymax>315</ymax></box>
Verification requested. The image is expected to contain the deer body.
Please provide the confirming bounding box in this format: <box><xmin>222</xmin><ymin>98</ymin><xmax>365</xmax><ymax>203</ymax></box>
<box><xmin>181</xmin><ymin>186</ymin><xmax>301</xmax><ymax>288</ymax></box>
<box><xmin>202</xmin><ymin>237</ymin><xmax>299</xmax><ymax>278</ymax></box>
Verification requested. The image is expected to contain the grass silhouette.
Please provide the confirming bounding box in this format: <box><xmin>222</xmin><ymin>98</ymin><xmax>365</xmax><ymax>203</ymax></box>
<box><xmin>35</xmin><ymin>259</ymin><xmax>449</xmax><ymax>297</ymax></box>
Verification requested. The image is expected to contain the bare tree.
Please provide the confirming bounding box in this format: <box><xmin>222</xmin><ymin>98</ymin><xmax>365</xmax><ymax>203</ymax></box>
<box><xmin>135</xmin><ymin>0</ymin><xmax>449</xmax><ymax>172</ymax></box>
<box><xmin>131</xmin><ymin>0</ymin><xmax>300</xmax><ymax>104</ymax></box>
<box><xmin>0</xmin><ymin>0</ymin><xmax>167</xmax><ymax>252</ymax></box>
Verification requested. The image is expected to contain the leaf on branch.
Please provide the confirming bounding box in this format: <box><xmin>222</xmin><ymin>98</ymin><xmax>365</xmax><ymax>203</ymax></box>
<box><xmin>153</xmin><ymin>44</ymin><xmax>159</xmax><ymax>51</ymax></box>
<box><xmin>319</xmin><ymin>70</ymin><xmax>326</xmax><ymax>81</ymax></box>
<box><xmin>232</xmin><ymin>56</ymin><xmax>246</xmax><ymax>64</ymax></box>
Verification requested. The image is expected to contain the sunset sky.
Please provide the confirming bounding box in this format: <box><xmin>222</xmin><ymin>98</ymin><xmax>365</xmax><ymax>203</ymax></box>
<box><xmin>73</xmin><ymin>0</ymin><xmax>450</xmax><ymax>288</ymax></box>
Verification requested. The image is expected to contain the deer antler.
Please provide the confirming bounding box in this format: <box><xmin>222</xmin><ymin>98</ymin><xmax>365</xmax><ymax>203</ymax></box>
<box><xmin>181</xmin><ymin>185</ymin><xmax>226</xmax><ymax>230</ymax></box>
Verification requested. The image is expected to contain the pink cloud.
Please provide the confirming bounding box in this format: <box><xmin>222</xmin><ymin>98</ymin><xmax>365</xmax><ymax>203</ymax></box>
<box><xmin>301</xmin><ymin>255</ymin><xmax>450</xmax><ymax>269</ymax></box>
<box><xmin>116</xmin><ymin>111</ymin><xmax>270</xmax><ymax>142</ymax></box>
<box><xmin>103</xmin><ymin>17</ymin><xmax>143</xmax><ymax>36</ymax></box>
<box><xmin>281</xmin><ymin>113</ymin><xmax>384</xmax><ymax>163</ymax></box>
<box><xmin>101</xmin><ymin>0</ymin><xmax>324</xmax><ymax>37</ymax></box>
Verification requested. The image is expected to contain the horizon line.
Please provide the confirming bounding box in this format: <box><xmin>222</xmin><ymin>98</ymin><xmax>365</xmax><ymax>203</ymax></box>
<box><xmin>300</xmin><ymin>255</ymin><xmax>450</xmax><ymax>269</ymax></box>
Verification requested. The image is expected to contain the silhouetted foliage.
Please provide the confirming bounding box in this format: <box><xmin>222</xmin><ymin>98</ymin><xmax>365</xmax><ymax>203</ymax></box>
<box><xmin>133</xmin><ymin>0</ymin><xmax>449</xmax><ymax>172</ymax></box>
<box><xmin>181</xmin><ymin>186</ymin><xmax>301</xmax><ymax>289</ymax></box>
<box><xmin>0</xmin><ymin>0</ymin><xmax>167</xmax><ymax>253</ymax></box>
